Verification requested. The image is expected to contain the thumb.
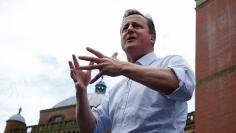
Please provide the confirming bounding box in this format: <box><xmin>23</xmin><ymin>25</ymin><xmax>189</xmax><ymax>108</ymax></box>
<box><xmin>87</xmin><ymin>61</ymin><xmax>94</xmax><ymax>74</ymax></box>
<box><xmin>112</xmin><ymin>52</ymin><xmax>118</xmax><ymax>59</ymax></box>
<box><xmin>89</xmin><ymin>61</ymin><xmax>94</xmax><ymax>65</ymax></box>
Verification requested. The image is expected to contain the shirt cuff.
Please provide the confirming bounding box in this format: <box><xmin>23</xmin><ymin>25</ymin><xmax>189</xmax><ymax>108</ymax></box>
<box><xmin>166</xmin><ymin>66</ymin><xmax>193</xmax><ymax>101</ymax></box>
<box><xmin>92</xmin><ymin>105</ymin><xmax>111</xmax><ymax>133</ymax></box>
<box><xmin>92</xmin><ymin>107</ymin><xmax>103</xmax><ymax>133</ymax></box>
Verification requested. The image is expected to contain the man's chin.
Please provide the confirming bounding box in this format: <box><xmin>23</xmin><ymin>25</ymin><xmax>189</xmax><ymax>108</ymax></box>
<box><xmin>124</xmin><ymin>43</ymin><xmax>138</xmax><ymax>53</ymax></box>
<box><xmin>125</xmin><ymin>41</ymin><xmax>137</xmax><ymax>47</ymax></box>
<box><xmin>124</xmin><ymin>43</ymin><xmax>135</xmax><ymax>50</ymax></box>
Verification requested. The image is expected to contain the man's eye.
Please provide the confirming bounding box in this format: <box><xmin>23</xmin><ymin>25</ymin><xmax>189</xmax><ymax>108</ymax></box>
<box><xmin>122</xmin><ymin>26</ymin><xmax>128</xmax><ymax>32</ymax></box>
<box><xmin>133</xmin><ymin>24</ymin><xmax>141</xmax><ymax>28</ymax></box>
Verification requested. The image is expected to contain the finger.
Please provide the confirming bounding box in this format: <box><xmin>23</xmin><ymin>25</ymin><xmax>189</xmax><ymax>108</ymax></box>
<box><xmin>90</xmin><ymin>72</ymin><xmax>103</xmax><ymax>84</ymax></box>
<box><xmin>86</xmin><ymin>47</ymin><xmax>106</xmax><ymax>58</ymax></box>
<box><xmin>87</xmin><ymin>61</ymin><xmax>94</xmax><ymax>75</ymax></box>
<box><xmin>88</xmin><ymin>61</ymin><xmax>95</xmax><ymax>70</ymax></box>
<box><xmin>112</xmin><ymin>52</ymin><xmax>118</xmax><ymax>59</ymax></box>
<box><xmin>79</xmin><ymin>63</ymin><xmax>103</xmax><ymax>70</ymax></box>
<box><xmin>78</xmin><ymin>56</ymin><xmax>103</xmax><ymax>63</ymax></box>
<box><xmin>89</xmin><ymin>61</ymin><xmax>94</xmax><ymax>65</ymax></box>
<box><xmin>68</xmin><ymin>61</ymin><xmax>75</xmax><ymax>70</ymax></box>
<box><xmin>68</xmin><ymin>61</ymin><xmax>75</xmax><ymax>77</ymax></box>
<box><xmin>72</xmin><ymin>54</ymin><xmax>80</xmax><ymax>69</ymax></box>
<box><xmin>69</xmin><ymin>66</ymin><xmax>76</xmax><ymax>82</ymax></box>
<box><xmin>70</xmin><ymin>70</ymin><xmax>77</xmax><ymax>82</ymax></box>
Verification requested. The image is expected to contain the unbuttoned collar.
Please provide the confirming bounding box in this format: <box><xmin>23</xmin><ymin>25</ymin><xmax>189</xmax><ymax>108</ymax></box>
<box><xmin>135</xmin><ymin>52</ymin><xmax>158</xmax><ymax>66</ymax></box>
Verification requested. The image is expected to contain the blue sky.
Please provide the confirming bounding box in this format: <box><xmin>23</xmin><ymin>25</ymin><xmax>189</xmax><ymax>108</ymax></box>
<box><xmin>0</xmin><ymin>0</ymin><xmax>196</xmax><ymax>132</ymax></box>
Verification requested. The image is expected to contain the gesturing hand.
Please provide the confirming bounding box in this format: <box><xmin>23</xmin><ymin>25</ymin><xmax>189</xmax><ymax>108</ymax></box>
<box><xmin>79</xmin><ymin>47</ymin><xmax>125</xmax><ymax>84</ymax></box>
<box><xmin>68</xmin><ymin>54</ymin><xmax>93</xmax><ymax>92</ymax></box>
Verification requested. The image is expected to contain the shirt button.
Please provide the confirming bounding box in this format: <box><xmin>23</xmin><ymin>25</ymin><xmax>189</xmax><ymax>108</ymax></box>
<box><xmin>121</xmin><ymin>105</ymin><xmax>126</xmax><ymax>109</ymax></box>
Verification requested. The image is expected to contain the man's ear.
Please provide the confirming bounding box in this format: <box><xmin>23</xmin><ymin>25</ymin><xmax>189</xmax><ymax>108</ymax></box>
<box><xmin>150</xmin><ymin>34</ymin><xmax>156</xmax><ymax>46</ymax></box>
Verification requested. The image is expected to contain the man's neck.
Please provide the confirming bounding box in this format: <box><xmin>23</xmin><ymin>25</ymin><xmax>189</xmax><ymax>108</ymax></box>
<box><xmin>127</xmin><ymin>51</ymin><xmax>153</xmax><ymax>63</ymax></box>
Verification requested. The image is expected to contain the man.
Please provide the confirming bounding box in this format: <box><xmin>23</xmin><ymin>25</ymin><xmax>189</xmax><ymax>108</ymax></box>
<box><xmin>69</xmin><ymin>9</ymin><xmax>195</xmax><ymax>133</ymax></box>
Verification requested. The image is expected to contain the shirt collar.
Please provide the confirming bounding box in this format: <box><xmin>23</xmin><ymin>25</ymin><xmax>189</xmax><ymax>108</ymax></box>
<box><xmin>135</xmin><ymin>52</ymin><xmax>158</xmax><ymax>66</ymax></box>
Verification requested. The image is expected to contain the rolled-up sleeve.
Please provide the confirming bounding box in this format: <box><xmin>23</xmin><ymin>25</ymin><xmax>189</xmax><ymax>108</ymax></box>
<box><xmin>92</xmin><ymin>97</ymin><xmax>111</xmax><ymax>133</ymax></box>
<box><xmin>166</xmin><ymin>55</ymin><xmax>195</xmax><ymax>101</ymax></box>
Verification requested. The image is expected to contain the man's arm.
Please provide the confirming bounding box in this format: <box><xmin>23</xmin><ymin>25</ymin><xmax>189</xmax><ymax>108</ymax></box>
<box><xmin>76</xmin><ymin>90</ymin><xmax>96</xmax><ymax>133</ymax></box>
<box><xmin>69</xmin><ymin>55</ymin><xmax>96</xmax><ymax>133</ymax></box>
<box><xmin>78</xmin><ymin>47</ymin><xmax>179</xmax><ymax>95</ymax></box>
<box><xmin>119</xmin><ymin>62</ymin><xmax>179</xmax><ymax>94</ymax></box>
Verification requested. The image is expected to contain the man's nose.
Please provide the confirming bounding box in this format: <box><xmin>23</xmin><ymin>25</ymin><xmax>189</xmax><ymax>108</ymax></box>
<box><xmin>127</xmin><ymin>25</ymin><xmax>134</xmax><ymax>33</ymax></box>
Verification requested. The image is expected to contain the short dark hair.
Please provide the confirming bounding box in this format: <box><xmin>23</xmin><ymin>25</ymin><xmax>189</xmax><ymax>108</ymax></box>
<box><xmin>122</xmin><ymin>9</ymin><xmax>156</xmax><ymax>39</ymax></box>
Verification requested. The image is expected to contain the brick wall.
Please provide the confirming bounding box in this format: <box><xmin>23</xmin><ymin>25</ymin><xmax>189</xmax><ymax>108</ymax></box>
<box><xmin>196</xmin><ymin>0</ymin><xmax>236</xmax><ymax>132</ymax></box>
<box><xmin>4</xmin><ymin>121</ymin><xmax>26</xmax><ymax>133</ymax></box>
<box><xmin>196</xmin><ymin>0</ymin><xmax>236</xmax><ymax>80</ymax></box>
<box><xmin>39</xmin><ymin>105</ymin><xmax>76</xmax><ymax>124</ymax></box>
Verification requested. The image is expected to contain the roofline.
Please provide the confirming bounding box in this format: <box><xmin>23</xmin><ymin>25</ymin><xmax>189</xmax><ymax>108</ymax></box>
<box><xmin>40</xmin><ymin>104</ymin><xmax>76</xmax><ymax>113</ymax></box>
<box><xmin>6</xmin><ymin>120</ymin><xmax>26</xmax><ymax>125</ymax></box>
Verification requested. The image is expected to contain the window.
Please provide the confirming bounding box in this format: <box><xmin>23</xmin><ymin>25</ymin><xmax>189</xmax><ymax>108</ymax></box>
<box><xmin>48</xmin><ymin>115</ymin><xmax>64</xmax><ymax>124</ymax></box>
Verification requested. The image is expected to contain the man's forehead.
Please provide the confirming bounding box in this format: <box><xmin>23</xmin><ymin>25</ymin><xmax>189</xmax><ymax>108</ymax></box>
<box><xmin>122</xmin><ymin>14</ymin><xmax>146</xmax><ymax>24</ymax></box>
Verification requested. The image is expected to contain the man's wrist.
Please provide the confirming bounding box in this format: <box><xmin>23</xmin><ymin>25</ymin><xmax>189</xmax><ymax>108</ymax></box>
<box><xmin>76</xmin><ymin>89</ymin><xmax>87</xmax><ymax>101</ymax></box>
<box><xmin>75</xmin><ymin>84</ymin><xmax>87</xmax><ymax>97</ymax></box>
<box><xmin>119</xmin><ymin>61</ymin><xmax>127</xmax><ymax>76</ymax></box>
<box><xmin>119</xmin><ymin>61</ymin><xmax>132</xmax><ymax>76</ymax></box>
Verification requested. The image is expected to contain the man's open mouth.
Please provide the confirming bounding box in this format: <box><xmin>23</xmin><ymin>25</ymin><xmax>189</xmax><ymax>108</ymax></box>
<box><xmin>127</xmin><ymin>36</ymin><xmax>136</xmax><ymax>41</ymax></box>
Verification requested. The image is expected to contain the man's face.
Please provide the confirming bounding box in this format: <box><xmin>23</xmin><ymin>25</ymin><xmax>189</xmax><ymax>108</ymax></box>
<box><xmin>120</xmin><ymin>14</ymin><xmax>154</xmax><ymax>57</ymax></box>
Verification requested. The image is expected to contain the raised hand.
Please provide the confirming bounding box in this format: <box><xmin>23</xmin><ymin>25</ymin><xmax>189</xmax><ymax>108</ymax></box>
<box><xmin>68</xmin><ymin>54</ymin><xmax>93</xmax><ymax>92</ymax></box>
<box><xmin>79</xmin><ymin>47</ymin><xmax>125</xmax><ymax>84</ymax></box>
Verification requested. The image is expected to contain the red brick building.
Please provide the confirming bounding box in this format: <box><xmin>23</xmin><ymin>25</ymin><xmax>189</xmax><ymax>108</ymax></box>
<box><xmin>4</xmin><ymin>108</ymin><xmax>26</xmax><ymax>133</ymax></box>
<box><xmin>195</xmin><ymin>0</ymin><xmax>236</xmax><ymax>132</ymax></box>
<box><xmin>4</xmin><ymin>79</ymin><xmax>108</xmax><ymax>133</ymax></box>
